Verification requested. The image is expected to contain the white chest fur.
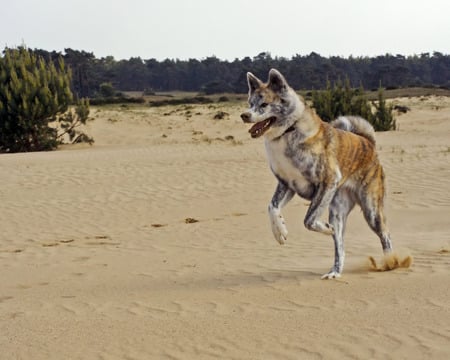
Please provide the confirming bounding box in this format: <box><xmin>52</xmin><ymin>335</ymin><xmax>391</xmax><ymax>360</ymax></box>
<box><xmin>264</xmin><ymin>137</ymin><xmax>312</xmax><ymax>198</ymax></box>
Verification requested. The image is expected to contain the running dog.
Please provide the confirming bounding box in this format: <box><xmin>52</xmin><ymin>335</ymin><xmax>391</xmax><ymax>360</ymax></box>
<box><xmin>240</xmin><ymin>69</ymin><xmax>393</xmax><ymax>279</ymax></box>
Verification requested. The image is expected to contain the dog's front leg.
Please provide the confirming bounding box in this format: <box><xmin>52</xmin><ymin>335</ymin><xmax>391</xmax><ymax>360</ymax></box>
<box><xmin>269</xmin><ymin>181</ymin><xmax>295</xmax><ymax>245</ymax></box>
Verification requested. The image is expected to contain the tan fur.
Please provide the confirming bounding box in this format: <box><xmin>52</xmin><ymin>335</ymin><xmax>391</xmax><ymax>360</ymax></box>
<box><xmin>294</xmin><ymin>106</ymin><xmax>385</xmax><ymax>204</ymax></box>
<box><xmin>241</xmin><ymin>69</ymin><xmax>398</xmax><ymax>278</ymax></box>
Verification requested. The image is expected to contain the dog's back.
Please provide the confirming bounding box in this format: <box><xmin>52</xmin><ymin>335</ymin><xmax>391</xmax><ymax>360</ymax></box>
<box><xmin>325</xmin><ymin>116</ymin><xmax>380</xmax><ymax>183</ymax></box>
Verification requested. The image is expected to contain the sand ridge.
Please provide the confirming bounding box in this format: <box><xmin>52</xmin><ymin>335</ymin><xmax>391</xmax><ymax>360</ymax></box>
<box><xmin>0</xmin><ymin>96</ymin><xmax>449</xmax><ymax>359</ymax></box>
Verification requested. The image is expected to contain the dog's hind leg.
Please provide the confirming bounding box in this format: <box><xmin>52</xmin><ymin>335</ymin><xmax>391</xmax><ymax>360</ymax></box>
<box><xmin>361</xmin><ymin>195</ymin><xmax>393</xmax><ymax>255</ymax></box>
<box><xmin>321</xmin><ymin>190</ymin><xmax>355</xmax><ymax>279</ymax></box>
<box><xmin>269</xmin><ymin>181</ymin><xmax>295</xmax><ymax>245</ymax></box>
<box><xmin>360</xmin><ymin>174</ymin><xmax>393</xmax><ymax>254</ymax></box>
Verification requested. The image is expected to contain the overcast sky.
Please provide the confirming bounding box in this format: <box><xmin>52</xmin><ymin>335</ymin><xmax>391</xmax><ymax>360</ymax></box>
<box><xmin>2</xmin><ymin>0</ymin><xmax>450</xmax><ymax>60</ymax></box>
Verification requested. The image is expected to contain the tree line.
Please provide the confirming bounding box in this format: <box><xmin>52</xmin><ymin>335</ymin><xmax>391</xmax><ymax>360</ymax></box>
<box><xmin>26</xmin><ymin>49</ymin><xmax>450</xmax><ymax>98</ymax></box>
<box><xmin>3</xmin><ymin>46</ymin><xmax>438</xmax><ymax>153</ymax></box>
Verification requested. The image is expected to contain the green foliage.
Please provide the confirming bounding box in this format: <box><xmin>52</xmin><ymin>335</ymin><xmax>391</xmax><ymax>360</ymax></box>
<box><xmin>0</xmin><ymin>47</ymin><xmax>93</xmax><ymax>152</ymax></box>
<box><xmin>99</xmin><ymin>82</ymin><xmax>115</xmax><ymax>97</ymax></box>
<box><xmin>372</xmin><ymin>87</ymin><xmax>396</xmax><ymax>131</ymax></box>
<box><xmin>23</xmin><ymin>49</ymin><xmax>450</xmax><ymax>95</ymax></box>
<box><xmin>312</xmin><ymin>78</ymin><xmax>396</xmax><ymax>131</ymax></box>
<box><xmin>57</xmin><ymin>98</ymin><xmax>94</xmax><ymax>144</ymax></box>
<box><xmin>89</xmin><ymin>96</ymin><xmax>145</xmax><ymax>105</ymax></box>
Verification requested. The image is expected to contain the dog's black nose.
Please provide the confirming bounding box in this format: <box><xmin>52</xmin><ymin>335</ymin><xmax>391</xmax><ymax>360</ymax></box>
<box><xmin>241</xmin><ymin>112</ymin><xmax>251</xmax><ymax>123</ymax></box>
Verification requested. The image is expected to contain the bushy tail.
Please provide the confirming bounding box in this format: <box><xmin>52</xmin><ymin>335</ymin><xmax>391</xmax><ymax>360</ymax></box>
<box><xmin>331</xmin><ymin>116</ymin><xmax>376</xmax><ymax>144</ymax></box>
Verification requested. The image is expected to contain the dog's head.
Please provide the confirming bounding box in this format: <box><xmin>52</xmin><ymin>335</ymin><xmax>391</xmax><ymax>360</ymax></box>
<box><xmin>241</xmin><ymin>69</ymin><xmax>303</xmax><ymax>140</ymax></box>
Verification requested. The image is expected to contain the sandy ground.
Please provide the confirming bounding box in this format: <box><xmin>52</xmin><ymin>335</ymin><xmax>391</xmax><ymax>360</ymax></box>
<box><xmin>1</xmin><ymin>96</ymin><xmax>449</xmax><ymax>359</ymax></box>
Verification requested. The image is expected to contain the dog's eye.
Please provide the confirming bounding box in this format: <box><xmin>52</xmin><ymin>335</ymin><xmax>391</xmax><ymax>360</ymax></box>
<box><xmin>260</xmin><ymin>102</ymin><xmax>268</xmax><ymax>108</ymax></box>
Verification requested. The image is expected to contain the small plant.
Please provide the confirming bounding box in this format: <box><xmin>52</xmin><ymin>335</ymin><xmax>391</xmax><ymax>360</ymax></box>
<box><xmin>213</xmin><ymin>111</ymin><xmax>229</xmax><ymax>120</ymax></box>
<box><xmin>218</xmin><ymin>96</ymin><xmax>230</xmax><ymax>102</ymax></box>
<box><xmin>372</xmin><ymin>87</ymin><xmax>396</xmax><ymax>131</ymax></box>
<box><xmin>57</xmin><ymin>99</ymin><xmax>93</xmax><ymax>144</ymax></box>
<box><xmin>312</xmin><ymin>77</ymin><xmax>396</xmax><ymax>131</ymax></box>
<box><xmin>99</xmin><ymin>82</ymin><xmax>115</xmax><ymax>97</ymax></box>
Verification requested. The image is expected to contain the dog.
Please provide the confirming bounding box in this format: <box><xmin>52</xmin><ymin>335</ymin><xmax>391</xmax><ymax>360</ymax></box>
<box><xmin>240</xmin><ymin>69</ymin><xmax>393</xmax><ymax>279</ymax></box>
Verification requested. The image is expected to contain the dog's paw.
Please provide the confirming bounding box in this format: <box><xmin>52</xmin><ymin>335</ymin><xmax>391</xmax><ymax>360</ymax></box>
<box><xmin>269</xmin><ymin>208</ymin><xmax>288</xmax><ymax>245</ymax></box>
<box><xmin>276</xmin><ymin>233</ymin><xmax>287</xmax><ymax>245</ymax></box>
<box><xmin>321</xmin><ymin>270</ymin><xmax>341</xmax><ymax>280</ymax></box>
<box><xmin>304</xmin><ymin>219</ymin><xmax>334</xmax><ymax>235</ymax></box>
<box><xmin>317</xmin><ymin>221</ymin><xmax>334</xmax><ymax>235</ymax></box>
<box><xmin>324</xmin><ymin>222</ymin><xmax>335</xmax><ymax>235</ymax></box>
<box><xmin>272</xmin><ymin>218</ymin><xmax>288</xmax><ymax>245</ymax></box>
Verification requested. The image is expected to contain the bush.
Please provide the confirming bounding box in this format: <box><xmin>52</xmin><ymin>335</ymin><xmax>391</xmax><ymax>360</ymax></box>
<box><xmin>372</xmin><ymin>87</ymin><xmax>396</xmax><ymax>131</ymax></box>
<box><xmin>57</xmin><ymin>98</ymin><xmax>93</xmax><ymax>144</ymax></box>
<box><xmin>217</xmin><ymin>96</ymin><xmax>230</xmax><ymax>102</ymax></box>
<box><xmin>99</xmin><ymin>82</ymin><xmax>115</xmax><ymax>97</ymax></box>
<box><xmin>312</xmin><ymin>78</ymin><xmax>396</xmax><ymax>131</ymax></box>
<box><xmin>89</xmin><ymin>96</ymin><xmax>146</xmax><ymax>105</ymax></box>
<box><xmin>0</xmin><ymin>47</ymin><xmax>93</xmax><ymax>152</ymax></box>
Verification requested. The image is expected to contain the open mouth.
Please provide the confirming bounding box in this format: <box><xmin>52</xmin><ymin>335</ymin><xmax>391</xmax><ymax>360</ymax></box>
<box><xmin>248</xmin><ymin>117</ymin><xmax>276</xmax><ymax>138</ymax></box>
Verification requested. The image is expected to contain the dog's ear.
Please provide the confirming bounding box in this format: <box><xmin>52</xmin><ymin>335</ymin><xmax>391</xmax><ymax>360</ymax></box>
<box><xmin>247</xmin><ymin>72</ymin><xmax>262</xmax><ymax>94</ymax></box>
<box><xmin>268</xmin><ymin>68</ymin><xmax>288</xmax><ymax>93</ymax></box>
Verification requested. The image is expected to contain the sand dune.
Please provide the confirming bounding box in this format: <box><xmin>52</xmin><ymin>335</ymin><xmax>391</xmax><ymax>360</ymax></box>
<box><xmin>1</xmin><ymin>96</ymin><xmax>449</xmax><ymax>359</ymax></box>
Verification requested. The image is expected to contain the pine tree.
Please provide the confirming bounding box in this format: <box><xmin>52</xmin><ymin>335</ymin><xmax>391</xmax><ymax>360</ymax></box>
<box><xmin>372</xmin><ymin>86</ymin><xmax>396</xmax><ymax>131</ymax></box>
<box><xmin>0</xmin><ymin>47</ymin><xmax>92</xmax><ymax>153</ymax></box>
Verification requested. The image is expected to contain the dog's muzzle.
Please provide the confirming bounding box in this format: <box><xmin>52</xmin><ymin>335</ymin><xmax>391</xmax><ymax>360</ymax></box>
<box><xmin>248</xmin><ymin>117</ymin><xmax>276</xmax><ymax>138</ymax></box>
<box><xmin>240</xmin><ymin>112</ymin><xmax>252</xmax><ymax>123</ymax></box>
<box><xmin>241</xmin><ymin>112</ymin><xmax>276</xmax><ymax>138</ymax></box>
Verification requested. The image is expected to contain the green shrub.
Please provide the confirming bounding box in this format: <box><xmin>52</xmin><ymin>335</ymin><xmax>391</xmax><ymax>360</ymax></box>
<box><xmin>99</xmin><ymin>82</ymin><xmax>115</xmax><ymax>97</ymax></box>
<box><xmin>89</xmin><ymin>96</ymin><xmax>145</xmax><ymax>105</ymax></box>
<box><xmin>0</xmin><ymin>47</ymin><xmax>93</xmax><ymax>152</ymax></box>
<box><xmin>312</xmin><ymin>77</ymin><xmax>396</xmax><ymax>131</ymax></box>
<box><xmin>217</xmin><ymin>96</ymin><xmax>230</xmax><ymax>102</ymax></box>
<box><xmin>58</xmin><ymin>98</ymin><xmax>93</xmax><ymax>144</ymax></box>
<box><xmin>372</xmin><ymin>87</ymin><xmax>396</xmax><ymax>131</ymax></box>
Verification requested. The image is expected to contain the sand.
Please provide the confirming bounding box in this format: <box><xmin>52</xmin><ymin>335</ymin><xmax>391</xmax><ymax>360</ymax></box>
<box><xmin>1</xmin><ymin>96</ymin><xmax>449</xmax><ymax>359</ymax></box>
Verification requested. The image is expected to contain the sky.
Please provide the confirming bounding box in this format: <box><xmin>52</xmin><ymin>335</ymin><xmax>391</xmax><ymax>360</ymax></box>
<box><xmin>2</xmin><ymin>0</ymin><xmax>450</xmax><ymax>61</ymax></box>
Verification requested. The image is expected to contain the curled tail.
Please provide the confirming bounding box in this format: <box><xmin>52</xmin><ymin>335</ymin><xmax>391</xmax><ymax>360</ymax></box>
<box><xmin>331</xmin><ymin>116</ymin><xmax>376</xmax><ymax>144</ymax></box>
